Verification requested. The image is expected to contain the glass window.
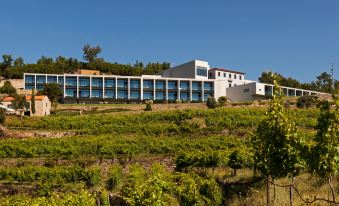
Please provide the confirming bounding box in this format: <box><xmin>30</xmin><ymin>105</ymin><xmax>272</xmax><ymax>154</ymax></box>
<box><xmin>105</xmin><ymin>79</ymin><xmax>115</xmax><ymax>88</ymax></box>
<box><xmin>180</xmin><ymin>81</ymin><xmax>189</xmax><ymax>90</ymax></box>
<box><xmin>36</xmin><ymin>76</ymin><xmax>46</xmax><ymax>84</ymax></box>
<box><xmin>196</xmin><ymin>66</ymin><xmax>207</xmax><ymax>77</ymax></box>
<box><xmin>156</xmin><ymin>81</ymin><xmax>165</xmax><ymax>90</ymax></box>
<box><xmin>143</xmin><ymin>91</ymin><xmax>153</xmax><ymax>100</ymax></box>
<box><xmin>117</xmin><ymin>79</ymin><xmax>128</xmax><ymax>88</ymax></box>
<box><xmin>92</xmin><ymin>78</ymin><xmax>103</xmax><ymax>87</ymax></box>
<box><xmin>130</xmin><ymin>79</ymin><xmax>140</xmax><ymax>89</ymax></box>
<box><xmin>105</xmin><ymin>90</ymin><xmax>115</xmax><ymax>98</ymax></box>
<box><xmin>192</xmin><ymin>92</ymin><xmax>201</xmax><ymax>101</ymax></box>
<box><xmin>79</xmin><ymin>90</ymin><xmax>90</xmax><ymax>98</ymax></box>
<box><xmin>229</xmin><ymin>83</ymin><xmax>232</xmax><ymax>87</ymax></box>
<box><xmin>92</xmin><ymin>89</ymin><xmax>103</xmax><ymax>98</ymax></box>
<box><xmin>240</xmin><ymin>75</ymin><xmax>242</xmax><ymax>80</ymax></box>
<box><xmin>234</xmin><ymin>74</ymin><xmax>237</xmax><ymax>79</ymax></box>
<box><xmin>117</xmin><ymin>91</ymin><xmax>128</xmax><ymax>99</ymax></box>
<box><xmin>25</xmin><ymin>85</ymin><xmax>34</xmax><ymax>90</ymax></box>
<box><xmin>168</xmin><ymin>92</ymin><xmax>177</xmax><ymax>101</ymax></box>
<box><xmin>180</xmin><ymin>92</ymin><xmax>189</xmax><ymax>101</ymax></box>
<box><xmin>224</xmin><ymin>73</ymin><xmax>226</xmax><ymax>77</ymax></box>
<box><xmin>204</xmin><ymin>93</ymin><xmax>211</xmax><ymax>101</ymax></box>
<box><xmin>192</xmin><ymin>82</ymin><xmax>201</xmax><ymax>91</ymax></box>
<box><xmin>79</xmin><ymin>77</ymin><xmax>90</xmax><ymax>87</ymax></box>
<box><xmin>65</xmin><ymin>77</ymin><xmax>77</xmax><ymax>87</ymax></box>
<box><xmin>25</xmin><ymin>75</ymin><xmax>35</xmax><ymax>84</ymax></box>
<box><xmin>65</xmin><ymin>89</ymin><xmax>76</xmax><ymax>97</ymax></box>
<box><xmin>209</xmin><ymin>73</ymin><xmax>212</xmax><ymax>78</ymax></box>
<box><xmin>58</xmin><ymin>76</ymin><xmax>64</xmax><ymax>85</ymax></box>
<box><xmin>204</xmin><ymin>82</ymin><xmax>213</xmax><ymax>91</ymax></box>
<box><xmin>168</xmin><ymin>81</ymin><xmax>177</xmax><ymax>90</ymax></box>
<box><xmin>229</xmin><ymin>74</ymin><xmax>231</xmax><ymax>78</ymax></box>
<box><xmin>156</xmin><ymin>92</ymin><xmax>165</xmax><ymax>100</ymax></box>
<box><xmin>130</xmin><ymin>91</ymin><xmax>140</xmax><ymax>99</ymax></box>
<box><xmin>218</xmin><ymin>72</ymin><xmax>220</xmax><ymax>77</ymax></box>
<box><xmin>47</xmin><ymin>76</ymin><xmax>58</xmax><ymax>83</ymax></box>
<box><xmin>143</xmin><ymin>80</ymin><xmax>153</xmax><ymax>89</ymax></box>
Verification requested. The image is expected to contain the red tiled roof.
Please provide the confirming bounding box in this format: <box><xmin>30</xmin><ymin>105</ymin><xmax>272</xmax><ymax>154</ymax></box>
<box><xmin>210</xmin><ymin>68</ymin><xmax>246</xmax><ymax>75</ymax></box>
<box><xmin>1</xmin><ymin>95</ymin><xmax>47</xmax><ymax>102</ymax></box>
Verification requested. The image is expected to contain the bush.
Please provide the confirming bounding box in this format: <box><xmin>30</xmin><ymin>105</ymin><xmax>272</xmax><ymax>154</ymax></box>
<box><xmin>296</xmin><ymin>95</ymin><xmax>318</xmax><ymax>109</ymax></box>
<box><xmin>227</xmin><ymin>149</ymin><xmax>251</xmax><ymax>176</ymax></box>
<box><xmin>0</xmin><ymin>108</ymin><xmax>6</xmax><ymax>124</ymax></box>
<box><xmin>107</xmin><ymin>164</ymin><xmax>123</xmax><ymax>190</ymax></box>
<box><xmin>218</xmin><ymin>96</ymin><xmax>229</xmax><ymax>107</ymax></box>
<box><xmin>0</xmin><ymin>81</ymin><xmax>16</xmax><ymax>96</ymax></box>
<box><xmin>206</xmin><ymin>97</ymin><xmax>218</xmax><ymax>109</ymax></box>
<box><xmin>145</xmin><ymin>100</ymin><xmax>153</xmax><ymax>111</ymax></box>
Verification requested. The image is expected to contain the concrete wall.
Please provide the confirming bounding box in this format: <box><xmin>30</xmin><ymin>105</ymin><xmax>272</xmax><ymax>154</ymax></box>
<box><xmin>226</xmin><ymin>82</ymin><xmax>257</xmax><ymax>102</ymax></box>
<box><xmin>32</xmin><ymin>96</ymin><xmax>51</xmax><ymax>116</ymax></box>
<box><xmin>161</xmin><ymin>60</ymin><xmax>210</xmax><ymax>80</ymax></box>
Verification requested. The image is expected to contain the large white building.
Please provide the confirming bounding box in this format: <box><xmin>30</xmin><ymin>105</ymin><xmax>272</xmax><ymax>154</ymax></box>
<box><xmin>23</xmin><ymin>60</ymin><xmax>325</xmax><ymax>103</ymax></box>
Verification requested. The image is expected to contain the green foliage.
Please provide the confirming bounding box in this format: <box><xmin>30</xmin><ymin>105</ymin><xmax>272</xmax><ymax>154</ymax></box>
<box><xmin>0</xmin><ymin>190</ymin><xmax>96</xmax><ymax>206</ymax></box>
<box><xmin>206</xmin><ymin>96</ymin><xmax>218</xmax><ymax>109</ymax></box>
<box><xmin>252</xmin><ymin>78</ymin><xmax>305</xmax><ymax>179</ymax></box>
<box><xmin>228</xmin><ymin>149</ymin><xmax>252</xmax><ymax>175</ymax></box>
<box><xmin>310</xmin><ymin>99</ymin><xmax>339</xmax><ymax>178</ymax></box>
<box><xmin>42</xmin><ymin>83</ymin><xmax>62</xmax><ymax>103</ymax></box>
<box><xmin>144</xmin><ymin>100</ymin><xmax>153</xmax><ymax>111</ymax></box>
<box><xmin>107</xmin><ymin>164</ymin><xmax>124</xmax><ymax>190</ymax></box>
<box><xmin>83</xmin><ymin>44</ymin><xmax>102</xmax><ymax>62</ymax></box>
<box><xmin>0</xmin><ymin>108</ymin><xmax>6</xmax><ymax>124</ymax></box>
<box><xmin>0</xmin><ymin>80</ymin><xmax>16</xmax><ymax>96</ymax></box>
<box><xmin>31</xmin><ymin>89</ymin><xmax>36</xmax><ymax>114</ymax></box>
<box><xmin>296</xmin><ymin>95</ymin><xmax>318</xmax><ymax>109</ymax></box>
<box><xmin>217</xmin><ymin>96</ymin><xmax>229</xmax><ymax>107</ymax></box>
<box><xmin>11</xmin><ymin>94</ymin><xmax>29</xmax><ymax>110</ymax></box>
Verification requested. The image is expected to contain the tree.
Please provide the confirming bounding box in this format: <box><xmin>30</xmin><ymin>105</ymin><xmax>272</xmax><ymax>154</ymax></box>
<box><xmin>315</xmin><ymin>72</ymin><xmax>333</xmax><ymax>93</ymax></box>
<box><xmin>13</xmin><ymin>57</ymin><xmax>24</xmax><ymax>67</ymax></box>
<box><xmin>296</xmin><ymin>95</ymin><xmax>318</xmax><ymax>109</ymax></box>
<box><xmin>252</xmin><ymin>77</ymin><xmax>305</xmax><ymax>205</ymax></box>
<box><xmin>31</xmin><ymin>88</ymin><xmax>36</xmax><ymax>115</ymax></box>
<box><xmin>206</xmin><ymin>97</ymin><xmax>218</xmax><ymax>109</ymax></box>
<box><xmin>83</xmin><ymin>44</ymin><xmax>102</xmax><ymax>62</ymax></box>
<box><xmin>228</xmin><ymin>149</ymin><xmax>250</xmax><ymax>176</ymax></box>
<box><xmin>0</xmin><ymin>81</ymin><xmax>16</xmax><ymax>96</ymax></box>
<box><xmin>11</xmin><ymin>94</ymin><xmax>29</xmax><ymax>119</ymax></box>
<box><xmin>2</xmin><ymin>54</ymin><xmax>13</xmax><ymax>68</ymax></box>
<box><xmin>43</xmin><ymin>83</ymin><xmax>62</xmax><ymax>106</ymax></box>
<box><xmin>310</xmin><ymin>97</ymin><xmax>339</xmax><ymax>203</ymax></box>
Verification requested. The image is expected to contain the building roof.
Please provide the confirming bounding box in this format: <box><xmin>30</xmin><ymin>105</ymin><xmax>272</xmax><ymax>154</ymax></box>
<box><xmin>210</xmin><ymin>68</ymin><xmax>246</xmax><ymax>75</ymax></box>
<box><xmin>1</xmin><ymin>95</ymin><xmax>47</xmax><ymax>102</ymax></box>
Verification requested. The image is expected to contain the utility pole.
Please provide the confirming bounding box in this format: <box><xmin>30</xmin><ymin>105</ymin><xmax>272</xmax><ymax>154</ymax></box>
<box><xmin>331</xmin><ymin>63</ymin><xmax>335</xmax><ymax>91</ymax></box>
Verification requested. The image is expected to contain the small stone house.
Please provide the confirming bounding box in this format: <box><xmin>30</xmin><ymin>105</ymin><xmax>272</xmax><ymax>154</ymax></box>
<box><xmin>1</xmin><ymin>95</ymin><xmax>51</xmax><ymax>116</ymax></box>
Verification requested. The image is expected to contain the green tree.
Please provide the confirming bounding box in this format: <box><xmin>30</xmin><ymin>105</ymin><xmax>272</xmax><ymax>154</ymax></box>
<box><xmin>0</xmin><ymin>81</ymin><xmax>16</xmax><ymax>96</ymax></box>
<box><xmin>217</xmin><ymin>96</ymin><xmax>229</xmax><ymax>107</ymax></box>
<box><xmin>206</xmin><ymin>97</ymin><xmax>218</xmax><ymax>109</ymax></box>
<box><xmin>228</xmin><ymin>149</ymin><xmax>250</xmax><ymax>176</ymax></box>
<box><xmin>310</xmin><ymin>97</ymin><xmax>339</xmax><ymax>203</ymax></box>
<box><xmin>13</xmin><ymin>57</ymin><xmax>24</xmax><ymax>67</ymax></box>
<box><xmin>296</xmin><ymin>95</ymin><xmax>318</xmax><ymax>109</ymax></box>
<box><xmin>11</xmin><ymin>94</ymin><xmax>29</xmax><ymax>119</ymax></box>
<box><xmin>83</xmin><ymin>44</ymin><xmax>102</xmax><ymax>62</ymax></box>
<box><xmin>252</xmin><ymin>77</ymin><xmax>305</xmax><ymax>204</ymax></box>
<box><xmin>315</xmin><ymin>72</ymin><xmax>334</xmax><ymax>93</ymax></box>
<box><xmin>31</xmin><ymin>88</ymin><xmax>36</xmax><ymax>115</ymax></box>
<box><xmin>42</xmin><ymin>83</ymin><xmax>62</xmax><ymax>106</ymax></box>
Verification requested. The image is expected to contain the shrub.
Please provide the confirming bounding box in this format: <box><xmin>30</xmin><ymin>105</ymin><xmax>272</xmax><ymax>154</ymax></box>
<box><xmin>227</xmin><ymin>149</ymin><xmax>250</xmax><ymax>176</ymax></box>
<box><xmin>218</xmin><ymin>96</ymin><xmax>229</xmax><ymax>107</ymax></box>
<box><xmin>296</xmin><ymin>95</ymin><xmax>318</xmax><ymax>109</ymax></box>
<box><xmin>0</xmin><ymin>81</ymin><xmax>16</xmax><ymax>96</ymax></box>
<box><xmin>145</xmin><ymin>100</ymin><xmax>153</xmax><ymax>111</ymax></box>
<box><xmin>206</xmin><ymin>97</ymin><xmax>218</xmax><ymax>109</ymax></box>
<box><xmin>107</xmin><ymin>164</ymin><xmax>123</xmax><ymax>190</ymax></box>
<box><xmin>0</xmin><ymin>108</ymin><xmax>6</xmax><ymax>124</ymax></box>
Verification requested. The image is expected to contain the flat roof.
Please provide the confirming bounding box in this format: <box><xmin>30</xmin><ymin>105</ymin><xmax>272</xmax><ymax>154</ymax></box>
<box><xmin>210</xmin><ymin>68</ymin><xmax>246</xmax><ymax>75</ymax></box>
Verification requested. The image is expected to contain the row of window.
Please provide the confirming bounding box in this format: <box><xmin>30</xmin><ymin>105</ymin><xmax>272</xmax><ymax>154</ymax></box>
<box><xmin>25</xmin><ymin>75</ymin><xmax>214</xmax><ymax>91</ymax></box>
<box><xmin>64</xmin><ymin>89</ymin><xmax>210</xmax><ymax>101</ymax></box>
<box><xmin>212</xmin><ymin>72</ymin><xmax>242</xmax><ymax>80</ymax></box>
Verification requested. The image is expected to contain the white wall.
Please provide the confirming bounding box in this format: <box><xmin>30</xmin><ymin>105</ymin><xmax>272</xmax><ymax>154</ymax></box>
<box><xmin>226</xmin><ymin>82</ymin><xmax>257</xmax><ymax>102</ymax></box>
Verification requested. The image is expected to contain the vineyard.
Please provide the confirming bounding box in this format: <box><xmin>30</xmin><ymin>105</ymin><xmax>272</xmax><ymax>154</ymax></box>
<box><xmin>0</xmin><ymin>94</ymin><xmax>338</xmax><ymax>205</ymax></box>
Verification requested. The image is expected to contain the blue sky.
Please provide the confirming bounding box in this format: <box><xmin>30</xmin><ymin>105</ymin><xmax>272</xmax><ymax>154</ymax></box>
<box><xmin>0</xmin><ymin>0</ymin><xmax>338</xmax><ymax>82</ymax></box>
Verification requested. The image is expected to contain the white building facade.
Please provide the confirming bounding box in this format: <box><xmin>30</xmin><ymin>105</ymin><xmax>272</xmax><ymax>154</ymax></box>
<box><xmin>23</xmin><ymin>60</ymin><xmax>325</xmax><ymax>103</ymax></box>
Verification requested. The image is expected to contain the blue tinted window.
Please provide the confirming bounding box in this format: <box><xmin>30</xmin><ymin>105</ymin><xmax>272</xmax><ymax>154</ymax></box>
<box><xmin>79</xmin><ymin>77</ymin><xmax>90</xmax><ymax>87</ymax></box>
<box><xmin>143</xmin><ymin>80</ymin><xmax>153</xmax><ymax>89</ymax></box>
<box><xmin>105</xmin><ymin>90</ymin><xmax>115</xmax><ymax>98</ymax></box>
<box><xmin>204</xmin><ymin>82</ymin><xmax>213</xmax><ymax>91</ymax></box>
<box><xmin>180</xmin><ymin>92</ymin><xmax>189</xmax><ymax>101</ymax></box>
<box><xmin>47</xmin><ymin>76</ymin><xmax>58</xmax><ymax>83</ymax></box>
<box><xmin>117</xmin><ymin>79</ymin><xmax>128</xmax><ymax>88</ymax></box>
<box><xmin>156</xmin><ymin>92</ymin><xmax>165</xmax><ymax>100</ymax></box>
<box><xmin>192</xmin><ymin>92</ymin><xmax>201</xmax><ymax>101</ymax></box>
<box><xmin>36</xmin><ymin>76</ymin><xmax>46</xmax><ymax>84</ymax></box>
<box><xmin>92</xmin><ymin>89</ymin><xmax>103</xmax><ymax>98</ymax></box>
<box><xmin>180</xmin><ymin>82</ymin><xmax>189</xmax><ymax>90</ymax></box>
<box><xmin>204</xmin><ymin>93</ymin><xmax>211</xmax><ymax>102</ymax></box>
<box><xmin>168</xmin><ymin>92</ymin><xmax>177</xmax><ymax>100</ymax></box>
<box><xmin>168</xmin><ymin>81</ymin><xmax>177</xmax><ymax>90</ymax></box>
<box><xmin>25</xmin><ymin>75</ymin><xmax>35</xmax><ymax>83</ymax></box>
<box><xmin>105</xmin><ymin>79</ymin><xmax>115</xmax><ymax>88</ymax></box>
<box><xmin>25</xmin><ymin>85</ymin><xmax>34</xmax><ymax>90</ymax></box>
<box><xmin>58</xmin><ymin>76</ymin><xmax>64</xmax><ymax>85</ymax></box>
<box><xmin>130</xmin><ymin>80</ymin><xmax>140</xmax><ymax>89</ymax></box>
<box><xmin>143</xmin><ymin>92</ymin><xmax>153</xmax><ymax>100</ymax></box>
<box><xmin>92</xmin><ymin>78</ymin><xmax>103</xmax><ymax>87</ymax></box>
<box><xmin>79</xmin><ymin>90</ymin><xmax>90</xmax><ymax>98</ymax></box>
<box><xmin>196</xmin><ymin>67</ymin><xmax>207</xmax><ymax>77</ymax></box>
<box><xmin>192</xmin><ymin>82</ymin><xmax>201</xmax><ymax>91</ymax></box>
<box><xmin>65</xmin><ymin>89</ymin><xmax>76</xmax><ymax>97</ymax></box>
<box><xmin>66</xmin><ymin>77</ymin><xmax>77</xmax><ymax>87</ymax></box>
<box><xmin>130</xmin><ymin>91</ymin><xmax>140</xmax><ymax>99</ymax></box>
<box><xmin>117</xmin><ymin>91</ymin><xmax>128</xmax><ymax>99</ymax></box>
<box><xmin>156</xmin><ymin>81</ymin><xmax>165</xmax><ymax>90</ymax></box>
